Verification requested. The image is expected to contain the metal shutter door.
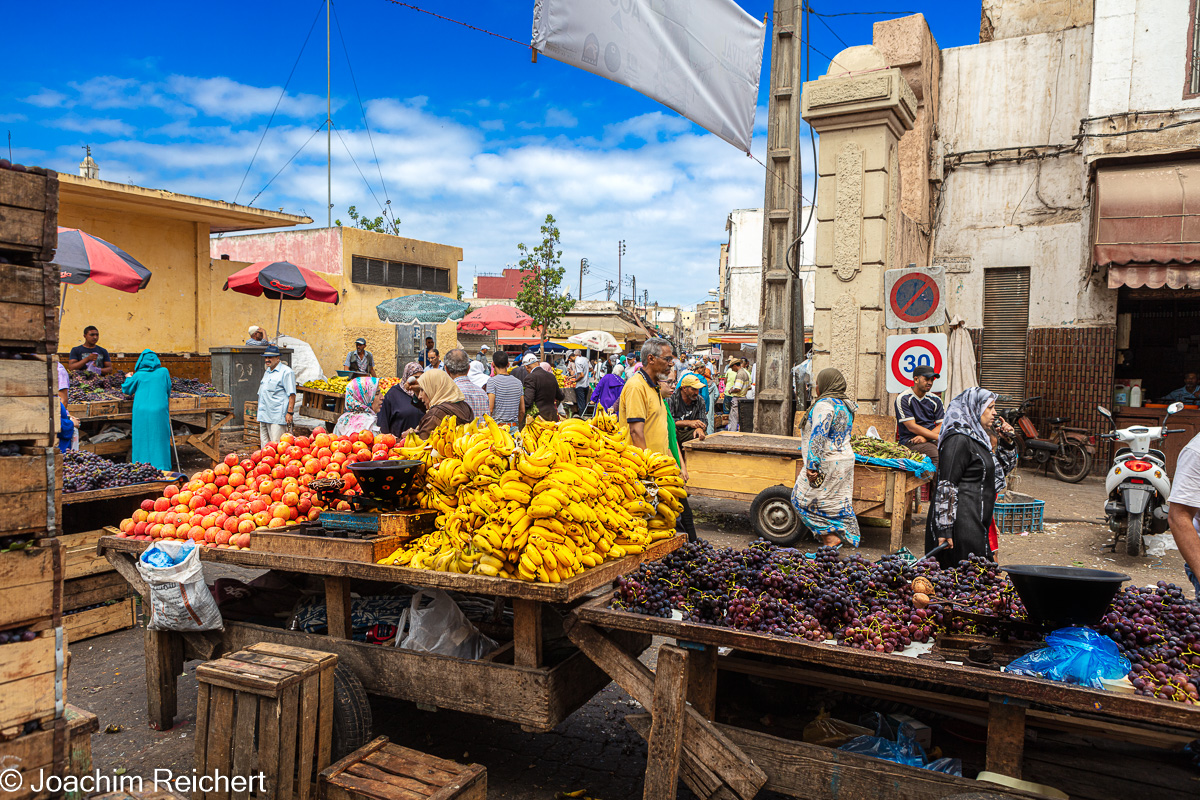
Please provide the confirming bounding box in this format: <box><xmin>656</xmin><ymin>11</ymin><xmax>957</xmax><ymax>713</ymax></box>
<box><xmin>981</xmin><ymin>267</ymin><xmax>1030</xmax><ymax>408</ymax></box>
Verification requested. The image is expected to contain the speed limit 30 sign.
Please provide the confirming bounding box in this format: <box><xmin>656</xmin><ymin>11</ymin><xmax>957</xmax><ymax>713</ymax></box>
<box><xmin>886</xmin><ymin>334</ymin><xmax>948</xmax><ymax>393</ymax></box>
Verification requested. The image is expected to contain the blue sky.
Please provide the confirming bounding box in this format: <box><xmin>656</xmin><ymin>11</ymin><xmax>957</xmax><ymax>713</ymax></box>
<box><xmin>4</xmin><ymin>1</ymin><xmax>980</xmax><ymax>308</ymax></box>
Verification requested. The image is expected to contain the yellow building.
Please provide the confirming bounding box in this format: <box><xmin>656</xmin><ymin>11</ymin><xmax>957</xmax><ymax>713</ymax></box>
<box><xmin>57</xmin><ymin>175</ymin><xmax>463</xmax><ymax>378</ymax></box>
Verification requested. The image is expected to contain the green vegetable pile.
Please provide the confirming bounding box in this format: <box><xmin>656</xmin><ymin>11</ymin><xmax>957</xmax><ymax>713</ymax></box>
<box><xmin>851</xmin><ymin>436</ymin><xmax>925</xmax><ymax>461</ymax></box>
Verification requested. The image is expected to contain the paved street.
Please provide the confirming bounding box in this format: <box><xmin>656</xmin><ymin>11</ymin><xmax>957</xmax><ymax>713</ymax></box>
<box><xmin>70</xmin><ymin>467</ymin><xmax>1190</xmax><ymax>798</ymax></box>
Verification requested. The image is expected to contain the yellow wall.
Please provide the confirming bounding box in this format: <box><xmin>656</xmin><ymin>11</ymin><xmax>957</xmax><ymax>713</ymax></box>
<box><xmin>57</xmin><ymin>203</ymin><xmax>463</xmax><ymax>381</ymax></box>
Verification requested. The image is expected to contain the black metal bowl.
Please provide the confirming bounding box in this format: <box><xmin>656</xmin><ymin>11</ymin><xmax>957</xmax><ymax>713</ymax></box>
<box><xmin>1002</xmin><ymin>564</ymin><xmax>1130</xmax><ymax>628</ymax></box>
<box><xmin>348</xmin><ymin>459</ymin><xmax>424</xmax><ymax>506</ymax></box>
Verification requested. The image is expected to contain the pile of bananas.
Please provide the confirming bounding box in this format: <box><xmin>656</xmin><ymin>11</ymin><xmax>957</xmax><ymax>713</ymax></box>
<box><xmin>378</xmin><ymin>410</ymin><xmax>684</xmax><ymax>582</ymax></box>
<box><xmin>302</xmin><ymin>377</ymin><xmax>351</xmax><ymax>393</ymax></box>
<box><xmin>553</xmin><ymin>367</ymin><xmax>568</xmax><ymax>388</ymax></box>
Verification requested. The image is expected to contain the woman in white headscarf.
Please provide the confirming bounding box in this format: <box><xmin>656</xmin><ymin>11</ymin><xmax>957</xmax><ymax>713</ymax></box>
<box><xmin>332</xmin><ymin>377</ymin><xmax>382</xmax><ymax>436</ymax></box>
<box><xmin>925</xmin><ymin>387</ymin><xmax>1018</xmax><ymax>566</ymax></box>
<box><xmin>467</xmin><ymin>359</ymin><xmax>490</xmax><ymax>390</ymax></box>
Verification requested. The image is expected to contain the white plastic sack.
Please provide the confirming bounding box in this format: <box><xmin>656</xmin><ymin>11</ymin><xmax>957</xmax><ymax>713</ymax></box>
<box><xmin>866</xmin><ymin>426</ymin><xmax>882</xmax><ymax>439</ymax></box>
<box><xmin>136</xmin><ymin>540</ymin><xmax>223</xmax><ymax>632</ymax></box>
<box><xmin>1142</xmin><ymin>533</ymin><xmax>1178</xmax><ymax>558</ymax></box>
<box><xmin>395</xmin><ymin>589</ymin><xmax>496</xmax><ymax>660</ymax></box>
<box><xmin>277</xmin><ymin>335</ymin><xmax>326</xmax><ymax>386</ymax></box>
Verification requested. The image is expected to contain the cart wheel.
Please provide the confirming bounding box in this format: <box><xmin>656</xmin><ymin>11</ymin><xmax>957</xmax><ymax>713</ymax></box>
<box><xmin>750</xmin><ymin>485</ymin><xmax>802</xmax><ymax>545</ymax></box>
<box><xmin>332</xmin><ymin>665</ymin><xmax>373</xmax><ymax>760</ymax></box>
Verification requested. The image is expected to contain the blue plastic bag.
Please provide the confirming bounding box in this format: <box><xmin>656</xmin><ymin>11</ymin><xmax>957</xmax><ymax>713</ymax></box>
<box><xmin>141</xmin><ymin>541</ymin><xmax>194</xmax><ymax>568</ymax></box>
<box><xmin>839</xmin><ymin>734</ymin><xmax>927</xmax><ymax>767</ymax></box>
<box><xmin>1006</xmin><ymin>627</ymin><xmax>1130</xmax><ymax>689</ymax></box>
<box><xmin>854</xmin><ymin>452</ymin><xmax>935</xmax><ymax>479</ymax></box>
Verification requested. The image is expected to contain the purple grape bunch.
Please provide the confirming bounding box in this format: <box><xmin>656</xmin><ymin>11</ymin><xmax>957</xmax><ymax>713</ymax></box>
<box><xmin>62</xmin><ymin>450</ymin><xmax>163</xmax><ymax>493</ymax></box>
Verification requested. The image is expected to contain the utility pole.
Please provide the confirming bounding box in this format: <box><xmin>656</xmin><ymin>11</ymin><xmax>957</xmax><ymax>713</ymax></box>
<box><xmin>605</xmin><ymin>280</ymin><xmax>615</xmax><ymax>301</ymax></box>
<box><xmin>753</xmin><ymin>0</ymin><xmax>804</xmax><ymax>435</ymax></box>
<box><xmin>631</xmin><ymin>276</ymin><xmax>637</xmax><ymax>311</ymax></box>
<box><xmin>617</xmin><ymin>240</ymin><xmax>626</xmax><ymax>305</ymax></box>
<box><xmin>578</xmin><ymin>258</ymin><xmax>589</xmax><ymax>300</ymax></box>
<box><xmin>326</xmin><ymin>0</ymin><xmax>332</xmax><ymax>228</ymax></box>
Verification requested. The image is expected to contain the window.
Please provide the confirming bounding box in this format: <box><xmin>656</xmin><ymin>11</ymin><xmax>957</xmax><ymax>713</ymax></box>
<box><xmin>1189</xmin><ymin>0</ymin><xmax>1200</xmax><ymax>98</ymax></box>
<box><xmin>980</xmin><ymin>267</ymin><xmax>1031</xmax><ymax>408</ymax></box>
<box><xmin>350</xmin><ymin>255</ymin><xmax>450</xmax><ymax>293</ymax></box>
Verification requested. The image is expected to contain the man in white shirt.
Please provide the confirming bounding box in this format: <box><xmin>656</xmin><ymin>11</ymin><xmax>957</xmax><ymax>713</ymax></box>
<box><xmin>573</xmin><ymin>351</ymin><xmax>592</xmax><ymax>417</ymax></box>
<box><xmin>1169</xmin><ymin>431</ymin><xmax>1200</xmax><ymax>598</ymax></box>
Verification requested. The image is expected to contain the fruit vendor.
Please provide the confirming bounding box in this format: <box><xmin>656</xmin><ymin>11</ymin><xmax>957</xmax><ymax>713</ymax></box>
<box><xmin>120</xmin><ymin>350</ymin><xmax>173</xmax><ymax>470</ymax></box>
<box><xmin>895</xmin><ymin>364</ymin><xmax>945</xmax><ymax>465</ymax></box>
<box><xmin>619</xmin><ymin>338</ymin><xmax>674</xmax><ymax>465</ymax></box>
<box><xmin>791</xmin><ymin>368</ymin><xmax>860</xmax><ymax>549</ymax></box>
<box><xmin>67</xmin><ymin>325</ymin><xmax>113</xmax><ymax>375</ymax></box>
<box><xmin>256</xmin><ymin>346</ymin><xmax>297</xmax><ymax>446</ymax></box>
<box><xmin>344</xmin><ymin>337</ymin><xmax>376</xmax><ymax>377</ymax></box>
<box><xmin>245</xmin><ymin>325</ymin><xmax>268</xmax><ymax>346</ymax></box>
<box><xmin>657</xmin><ymin>369</ymin><xmax>697</xmax><ymax>542</ymax></box>
<box><xmin>670</xmin><ymin>373</ymin><xmax>708</xmax><ymax>445</ymax></box>
<box><xmin>1168</xmin><ymin>430</ymin><xmax>1200</xmax><ymax>598</ymax></box>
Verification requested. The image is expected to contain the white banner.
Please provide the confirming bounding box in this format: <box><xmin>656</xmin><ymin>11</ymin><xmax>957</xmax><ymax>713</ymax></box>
<box><xmin>531</xmin><ymin>0</ymin><xmax>765</xmax><ymax>152</ymax></box>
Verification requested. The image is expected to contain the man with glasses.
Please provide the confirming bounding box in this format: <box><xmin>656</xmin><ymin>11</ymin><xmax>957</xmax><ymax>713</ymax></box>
<box><xmin>620</xmin><ymin>338</ymin><xmax>674</xmax><ymax>457</ymax></box>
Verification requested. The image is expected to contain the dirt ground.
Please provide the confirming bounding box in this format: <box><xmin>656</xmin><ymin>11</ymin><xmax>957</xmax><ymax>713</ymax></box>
<box><xmin>67</xmin><ymin>467</ymin><xmax>1192</xmax><ymax>799</ymax></box>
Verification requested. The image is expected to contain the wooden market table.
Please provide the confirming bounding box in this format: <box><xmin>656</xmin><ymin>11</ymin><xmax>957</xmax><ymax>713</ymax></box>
<box><xmin>72</xmin><ymin>403</ymin><xmax>234</xmax><ymax>463</ymax></box>
<box><xmin>97</xmin><ymin>532</ymin><xmax>684</xmax><ymax>733</ymax></box>
<box><xmin>565</xmin><ymin>594</ymin><xmax>1200</xmax><ymax>800</ymax></box>
<box><xmin>683</xmin><ymin>431</ymin><xmax>929</xmax><ymax>550</ymax></box>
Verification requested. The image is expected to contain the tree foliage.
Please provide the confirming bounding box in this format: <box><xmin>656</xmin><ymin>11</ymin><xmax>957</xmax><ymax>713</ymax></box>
<box><xmin>514</xmin><ymin>214</ymin><xmax>575</xmax><ymax>358</ymax></box>
<box><xmin>335</xmin><ymin>205</ymin><xmax>401</xmax><ymax>235</ymax></box>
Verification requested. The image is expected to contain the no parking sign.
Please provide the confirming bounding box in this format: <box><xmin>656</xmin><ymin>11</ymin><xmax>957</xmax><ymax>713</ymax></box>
<box><xmin>884</xmin><ymin>266</ymin><xmax>946</xmax><ymax>328</ymax></box>
<box><xmin>886</xmin><ymin>334</ymin><xmax>948</xmax><ymax>393</ymax></box>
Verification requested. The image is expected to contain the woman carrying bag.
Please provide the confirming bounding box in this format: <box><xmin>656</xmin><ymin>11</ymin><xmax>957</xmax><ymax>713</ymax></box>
<box><xmin>925</xmin><ymin>387</ymin><xmax>1019</xmax><ymax>567</ymax></box>
<box><xmin>790</xmin><ymin>368</ymin><xmax>859</xmax><ymax>548</ymax></box>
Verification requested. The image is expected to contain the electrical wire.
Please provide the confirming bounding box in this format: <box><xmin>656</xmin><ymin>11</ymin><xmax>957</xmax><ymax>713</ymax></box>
<box><xmin>235</xmin><ymin>0</ymin><xmax>325</xmax><ymax>204</ymax></box>
<box><xmin>331</xmin><ymin>122</ymin><xmax>388</xmax><ymax>219</ymax></box>
<box><xmin>331</xmin><ymin>1</ymin><xmax>394</xmax><ymax>223</ymax></box>
<box><xmin>806</xmin><ymin>6</ymin><xmax>917</xmax><ymax>16</ymax></box>
<box><xmin>378</xmin><ymin>0</ymin><xmax>528</xmax><ymax>47</ymax></box>
<box><xmin>249</xmin><ymin>121</ymin><xmax>327</xmax><ymax>206</ymax></box>
<box><xmin>812</xmin><ymin>11</ymin><xmax>850</xmax><ymax>50</ymax></box>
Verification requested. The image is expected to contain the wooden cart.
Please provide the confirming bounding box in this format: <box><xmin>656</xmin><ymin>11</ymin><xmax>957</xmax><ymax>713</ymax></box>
<box><xmin>566</xmin><ymin>594</ymin><xmax>1200</xmax><ymax>800</ymax></box>
<box><xmin>74</xmin><ymin>405</ymin><xmax>234</xmax><ymax>464</ymax></box>
<box><xmin>683</xmin><ymin>432</ymin><xmax>929</xmax><ymax>550</ymax></box>
<box><xmin>97</xmin><ymin>533</ymin><xmax>684</xmax><ymax>735</ymax></box>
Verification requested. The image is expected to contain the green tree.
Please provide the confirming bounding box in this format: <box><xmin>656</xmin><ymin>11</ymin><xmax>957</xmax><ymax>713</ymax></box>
<box><xmin>514</xmin><ymin>214</ymin><xmax>575</xmax><ymax>360</ymax></box>
<box><xmin>334</xmin><ymin>205</ymin><xmax>401</xmax><ymax>235</ymax></box>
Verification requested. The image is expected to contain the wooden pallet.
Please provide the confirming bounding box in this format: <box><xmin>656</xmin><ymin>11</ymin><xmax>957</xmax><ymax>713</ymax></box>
<box><xmin>319</xmin><ymin>736</ymin><xmax>485</xmax><ymax>800</ymax></box>
<box><xmin>64</xmin><ymin>598</ymin><xmax>137</xmax><ymax>643</ymax></box>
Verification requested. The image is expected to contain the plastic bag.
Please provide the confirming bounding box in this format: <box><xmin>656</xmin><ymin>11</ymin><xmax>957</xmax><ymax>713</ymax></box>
<box><xmin>924</xmin><ymin>757</ymin><xmax>963</xmax><ymax>776</ymax></box>
<box><xmin>803</xmin><ymin>709</ymin><xmax>872</xmax><ymax>747</ymax></box>
<box><xmin>1006</xmin><ymin>627</ymin><xmax>1130</xmax><ymax>690</ymax></box>
<box><xmin>839</xmin><ymin>733</ymin><xmax>927</xmax><ymax>768</ymax></box>
<box><xmin>136</xmin><ymin>540</ymin><xmax>223</xmax><ymax>632</ymax></box>
<box><xmin>277</xmin><ymin>335</ymin><xmax>326</xmax><ymax>386</ymax></box>
<box><xmin>395</xmin><ymin>589</ymin><xmax>497</xmax><ymax>660</ymax></box>
<box><xmin>853</xmin><ymin>452</ymin><xmax>935</xmax><ymax>479</ymax></box>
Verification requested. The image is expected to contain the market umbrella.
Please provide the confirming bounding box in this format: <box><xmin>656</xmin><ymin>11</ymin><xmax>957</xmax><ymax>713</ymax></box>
<box><xmin>567</xmin><ymin>330</ymin><xmax>621</xmax><ymax>354</ymax></box>
<box><xmin>456</xmin><ymin>304</ymin><xmax>533</xmax><ymax>332</ymax></box>
<box><xmin>54</xmin><ymin>226</ymin><xmax>153</xmax><ymax>313</ymax></box>
<box><xmin>222</xmin><ymin>260</ymin><xmax>339</xmax><ymax>340</ymax></box>
<box><xmin>376</xmin><ymin>293</ymin><xmax>470</xmax><ymax>325</ymax></box>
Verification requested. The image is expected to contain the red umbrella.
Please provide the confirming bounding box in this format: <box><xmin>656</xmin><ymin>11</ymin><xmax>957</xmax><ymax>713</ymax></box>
<box><xmin>222</xmin><ymin>261</ymin><xmax>339</xmax><ymax>340</ymax></box>
<box><xmin>456</xmin><ymin>304</ymin><xmax>533</xmax><ymax>332</ymax></box>
<box><xmin>56</xmin><ymin>227</ymin><xmax>152</xmax><ymax>292</ymax></box>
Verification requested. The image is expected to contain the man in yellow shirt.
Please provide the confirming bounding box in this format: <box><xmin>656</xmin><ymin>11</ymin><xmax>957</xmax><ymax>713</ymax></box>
<box><xmin>619</xmin><ymin>337</ymin><xmax>674</xmax><ymax>460</ymax></box>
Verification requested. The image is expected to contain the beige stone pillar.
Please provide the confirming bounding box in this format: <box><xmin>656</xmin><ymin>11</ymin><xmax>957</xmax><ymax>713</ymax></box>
<box><xmin>802</xmin><ymin>46</ymin><xmax>916</xmax><ymax>413</ymax></box>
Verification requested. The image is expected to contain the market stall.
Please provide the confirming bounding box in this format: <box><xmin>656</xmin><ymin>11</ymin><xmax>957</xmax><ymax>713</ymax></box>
<box><xmin>566</xmin><ymin>544</ymin><xmax>1200</xmax><ymax>800</ymax></box>
<box><xmin>683</xmin><ymin>431</ymin><xmax>930</xmax><ymax>550</ymax></box>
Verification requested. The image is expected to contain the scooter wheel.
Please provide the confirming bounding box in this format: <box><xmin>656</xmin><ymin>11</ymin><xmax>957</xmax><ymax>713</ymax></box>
<box><xmin>1124</xmin><ymin>512</ymin><xmax>1144</xmax><ymax>557</ymax></box>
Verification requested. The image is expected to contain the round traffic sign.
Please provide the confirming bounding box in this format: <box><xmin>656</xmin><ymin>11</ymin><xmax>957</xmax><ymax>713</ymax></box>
<box><xmin>889</xmin><ymin>337</ymin><xmax>944</xmax><ymax>389</ymax></box>
<box><xmin>889</xmin><ymin>273</ymin><xmax>941</xmax><ymax>325</ymax></box>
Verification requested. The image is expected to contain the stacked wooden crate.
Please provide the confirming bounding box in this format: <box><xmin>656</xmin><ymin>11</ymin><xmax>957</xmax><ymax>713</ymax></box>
<box><xmin>0</xmin><ymin>164</ymin><xmax>71</xmax><ymax>797</ymax></box>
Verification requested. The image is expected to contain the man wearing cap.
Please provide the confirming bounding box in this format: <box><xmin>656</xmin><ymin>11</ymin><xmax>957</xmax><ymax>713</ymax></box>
<box><xmin>670</xmin><ymin>373</ymin><xmax>708</xmax><ymax>445</ymax></box>
<box><xmin>895</xmin><ymin>365</ymin><xmax>945</xmax><ymax>464</ymax></box>
<box><xmin>344</xmin><ymin>338</ymin><xmax>376</xmax><ymax>377</ymax></box>
<box><xmin>475</xmin><ymin>344</ymin><xmax>492</xmax><ymax>369</ymax></box>
<box><xmin>257</xmin><ymin>346</ymin><xmax>297</xmax><ymax>446</ymax></box>
<box><xmin>246</xmin><ymin>326</ymin><xmax>268</xmax><ymax>346</ymax></box>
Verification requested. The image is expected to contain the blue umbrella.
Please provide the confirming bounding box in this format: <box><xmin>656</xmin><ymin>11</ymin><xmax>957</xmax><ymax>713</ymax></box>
<box><xmin>376</xmin><ymin>293</ymin><xmax>470</xmax><ymax>324</ymax></box>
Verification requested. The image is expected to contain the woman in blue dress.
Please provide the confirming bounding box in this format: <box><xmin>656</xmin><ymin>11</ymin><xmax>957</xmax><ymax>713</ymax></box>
<box><xmin>791</xmin><ymin>368</ymin><xmax>860</xmax><ymax>548</ymax></box>
<box><xmin>121</xmin><ymin>349</ymin><xmax>172</xmax><ymax>470</ymax></box>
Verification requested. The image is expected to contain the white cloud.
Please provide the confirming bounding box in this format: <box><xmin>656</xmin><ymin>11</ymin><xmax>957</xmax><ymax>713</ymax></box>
<box><xmin>51</xmin><ymin>117</ymin><xmax>135</xmax><ymax>136</ymax></box>
<box><xmin>544</xmin><ymin>108</ymin><xmax>578</xmax><ymax>128</ymax></box>
<box><xmin>167</xmin><ymin>76</ymin><xmax>327</xmax><ymax>121</ymax></box>
<box><xmin>23</xmin><ymin>89</ymin><xmax>68</xmax><ymax>108</ymax></box>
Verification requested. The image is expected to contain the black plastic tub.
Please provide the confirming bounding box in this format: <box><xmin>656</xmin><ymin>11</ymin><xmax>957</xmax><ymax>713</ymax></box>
<box><xmin>347</xmin><ymin>459</ymin><xmax>424</xmax><ymax>505</ymax></box>
<box><xmin>1002</xmin><ymin>564</ymin><xmax>1130</xmax><ymax>628</ymax></box>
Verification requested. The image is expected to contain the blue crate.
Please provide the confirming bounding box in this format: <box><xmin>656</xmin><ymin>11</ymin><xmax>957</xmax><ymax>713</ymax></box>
<box><xmin>994</xmin><ymin>493</ymin><xmax>1044</xmax><ymax>534</ymax></box>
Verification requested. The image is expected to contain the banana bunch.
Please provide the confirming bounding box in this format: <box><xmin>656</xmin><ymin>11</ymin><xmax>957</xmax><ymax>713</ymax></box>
<box><xmin>302</xmin><ymin>377</ymin><xmax>351</xmax><ymax>393</ymax></box>
<box><xmin>553</xmin><ymin>367</ymin><xmax>566</xmax><ymax>388</ymax></box>
<box><xmin>379</xmin><ymin>411</ymin><xmax>686</xmax><ymax>581</ymax></box>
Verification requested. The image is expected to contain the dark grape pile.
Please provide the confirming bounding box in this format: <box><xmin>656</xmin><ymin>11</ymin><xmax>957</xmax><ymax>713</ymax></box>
<box><xmin>172</xmin><ymin>378</ymin><xmax>224</xmax><ymax>397</ymax></box>
<box><xmin>1096</xmin><ymin>582</ymin><xmax>1200</xmax><ymax>703</ymax></box>
<box><xmin>0</xmin><ymin>628</ymin><xmax>37</xmax><ymax>644</ymax></box>
<box><xmin>0</xmin><ymin>536</ymin><xmax>34</xmax><ymax>553</ymax></box>
<box><xmin>66</xmin><ymin>370</ymin><xmax>127</xmax><ymax>403</ymax></box>
<box><xmin>62</xmin><ymin>449</ymin><xmax>163</xmax><ymax>493</ymax></box>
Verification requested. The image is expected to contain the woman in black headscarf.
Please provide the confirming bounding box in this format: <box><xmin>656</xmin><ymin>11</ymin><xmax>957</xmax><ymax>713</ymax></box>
<box><xmin>925</xmin><ymin>387</ymin><xmax>1019</xmax><ymax>566</ymax></box>
<box><xmin>378</xmin><ymin>361</ymin><xmax>426</xmax><ymax>436</ymax></box>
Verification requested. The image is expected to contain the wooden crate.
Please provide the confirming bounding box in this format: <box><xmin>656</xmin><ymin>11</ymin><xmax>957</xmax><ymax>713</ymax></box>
<box><xmin>62</xmin><ymin>704</ymin><xmax>100</xmax><ymax>800</ymax></box>
<box><xmin>63</xmin><ymin>571</ymin><xmax>132</xmax><ymax>613</ymax></box>
<box><xmin>0</xmin><ymin>541</ymin><xmax>62</xmax><ymax>630</ymax></box>
<box><xmin>0</xmin><ymin>447</ymin><xmax>60</xmax><ymax>539</ymax></box>
<box><xmin>200</xmin><ymin>393</ymin><xmax>233</xmax><ymax>409</ymax></box>
<box><xmin>0</xmin><ymin>167</ymin><xmax>58</xmax><ymax>261</ymax></box>
<box><xmin>169</xmin><ymin>394</ymin><xmax>200</xmax><ymax>412</ymax></box>
<box><xmin>300</xmin><ymin>388</ymin><xmax>344</xmax><ymax>424</ymax></box>
<box><xmin>64</xmin><ymin>597</ymin><xmax>137</xmax><ymax>643</ymax></box>
<box><xmin>251</xmin><ymin>527</ymin><xmax>404</xmax><ymax>563</ymax></box>
<box><xmin>245</xmin><ymin>400</ymin><xmax>259</xmax><ymax>423</ymax></box>
<box><xmin>0</xmin><ymin>628</ymin><xmax>63</xmax><ymax>732</ymax></box>
<box><xmin>0</xmin><ymin>358</ymin><xmax>56</xmax><ymax>444</ymax></box>
<box><xmin>60</xmin><ymin>529</ymin><xmax>112</xmax><ymax>581</ymax></box>
<box><xmin>0</xmin><ymin>263</ymin><xmax>59</xmax><ymax>349</ymax></box>
<box><xmin>79</xmin><ymin>440</ymin><xmax>130</xmax><ymax>457</ymax></box>
<box><xmin>195</xmin><ymin>642</ymin><xmax>338</xmax><ymax>800</ymax></box>
<box><xmin>319</xmin><ymin>737</ymin><xmax>486</xmax><ymax>800</ymax></box>
<box><xmin>0</xmin><ymin>718</ymin><xmax>66</xmax><ymax>800</ymax></box>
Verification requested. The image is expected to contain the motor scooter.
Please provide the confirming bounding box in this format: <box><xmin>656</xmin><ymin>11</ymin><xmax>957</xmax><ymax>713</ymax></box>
<box><xmin>999</xmin><ymin>396</ymin><xmax>1095</xmax><ymax>483</ymax></box>
<box><xmin>1096</xmin><ymin>401</ymin><xmax>1186</xmax><ymax>556</ymax></box>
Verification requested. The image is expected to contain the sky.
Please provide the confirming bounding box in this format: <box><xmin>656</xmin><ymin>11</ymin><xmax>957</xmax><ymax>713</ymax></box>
<box><xmin>4</xmin><ymin>1</ymin><xmax>981</xmax><ymax>309</ymax></box>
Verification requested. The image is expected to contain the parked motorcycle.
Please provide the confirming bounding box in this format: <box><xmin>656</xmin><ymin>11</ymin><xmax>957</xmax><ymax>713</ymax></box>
<box><xmin>1096</xmin><ymin>401</ymin><xmax>1186</xmax><ymax>556</ymax></box>
<box><xmin>998</xmin><ymin>396</ymin><xmax>1095</xmax><ymax>483</ymax></box>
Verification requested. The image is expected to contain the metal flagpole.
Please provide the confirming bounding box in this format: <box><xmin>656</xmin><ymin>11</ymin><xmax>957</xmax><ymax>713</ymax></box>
<box><xmin>327</xmin><ymin>0</ymin><xmax>332</xmax><ymax>228</ymax></box>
